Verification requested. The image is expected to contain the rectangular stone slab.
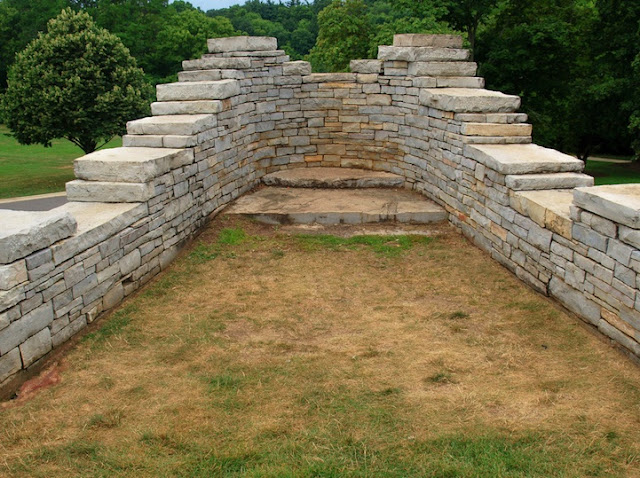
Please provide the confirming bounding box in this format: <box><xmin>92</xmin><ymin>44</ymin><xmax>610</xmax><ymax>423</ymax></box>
<box><xmin>208</xmin><ymin>36</ymin><xmax>277</xmax><ymax>53</ymax></box>
<box><xmin>461</xmin><ymin>123</ymin><xmax>533</xmax><ymax>137</ymax></box>
<box><xmin>151</xmin><ymin>100</ymin><xmax>224</xmax><ymax>115</ymax></box>
<box><xmin>156</xmin><ymin>80</ymin><xmax>240</xmax><ymax>101</ymax></box>
<box><xmin>74</xmin><ymin>147</ymin><xmax>193</xmax><ymax>183</ymax></box>
<box><xmin>66</xmin><ymin>180</ymin><xmax>155</xmax><ymax>203</ymax></box>
<box><xmin>178</xmin><ymin>70</ymin><xmax>244</xmax><ymax>82</ymax></box>
<box><xmin>377</xmin><ymin>46</ymin><xmax>470</xmax><ymax>62</ymax></box>
<box><xmin>420</xmin><ymin>88</ymin><xmax>521</xmax><ymax>113</ymax></box>
<box><xmin>350</xmin><ymin>60</ymin><xmax>382</xmax><ymax>74</ymax></box>
<box><xmin>436</xmin><ymin>77</ymin><xmax>484</xmax><ymax>88</ymax></box>
<box><xmin>505</xmin><ymin>172</ymin><xmax>594</xmax><ymax>191</ymax></box>
<box><xmin>126</xmin><ymin>114</ymin><xmax>217</xmax><ymax>136</ymax></box>
<box><xmin>573</xmin><ymin>184</ymin><xmax>640</xmax><ymax>229</ymax></box>
<box><xmin>282</xmin><ymin>61</ymin><xmax>312</xmax><ymax>76</ymax></box>
<box><xmin>464</xmin><ymin>143</ymin><xmax>585</xmax><ymax>175</ymax></box>
<box><xmin>0</xmin><ymin>210</ymin><xmax>77</xmax><ymax>264</ymax></box>
<box><xmin>409</xmin><ymin>62</ymin><xmax>477</xmax><ymax>77</ymax></box>
<box><xmin>182</xmin><ymin>57</ymin><xmax>251</xmax><ymax>71</ymax></box>
<box><xmin>510</xmin><ymin>189</ymin><xmax>574</xmax><ymax>238</ymax></box>
<box><xmin>393</xmin><ymin>34</ymin><xmax>463</xmax><ymax>49</ymax></box>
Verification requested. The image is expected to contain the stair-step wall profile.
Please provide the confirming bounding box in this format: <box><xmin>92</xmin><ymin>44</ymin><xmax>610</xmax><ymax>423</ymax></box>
<box><xmin>3</xmin><ymin>33</ymin><xmax>640</xmax><ymax>392</ymax></box>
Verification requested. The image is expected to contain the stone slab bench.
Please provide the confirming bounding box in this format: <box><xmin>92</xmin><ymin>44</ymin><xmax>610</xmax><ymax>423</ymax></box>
<box><xmin>262</xmin><ymin>168</ymin><xmax>404</xmax><ymax>189</ymax></box>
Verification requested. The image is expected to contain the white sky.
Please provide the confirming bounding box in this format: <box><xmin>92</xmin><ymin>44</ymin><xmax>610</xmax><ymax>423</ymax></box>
<box><xmin>187</xmin><ymin>0</ymin><xmax>248</xmax><ymax>11</ymax></box>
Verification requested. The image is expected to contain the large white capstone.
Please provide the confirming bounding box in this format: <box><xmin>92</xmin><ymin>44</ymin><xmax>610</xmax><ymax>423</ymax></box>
<box><xmin>156</xmin><ymin>80</ymin><xmax>240</xmax><ymax>102</ymax></box>
<box><xmin>573</xmin><ymin>184</ymin><xmax>640</xmax><ymax>229</ymax></box>
<box><xmin>0</xmin><ymin>210</ymin><xmax>77</xmax><ymax>264</ymax></box>
<box><xmin>207</xmin><ymin>36</ymin><xmax>277</xmax><ymax>53</ymax></box>
<box><xmin>126</xmin><ymin>114</ymin><xmax>217</xmax><ymax>136</ymax></box>
<box><xmin>420</xmin><ymin>88</ymin><xmax>521</xmax><ymax>113</ymax></box>
<box><xmin>393</xmin><ymin>34</ymin><xmax>463</xmax><ymax>49</ymax></box>
<box><xmin>66</xmin><ymin>180</ymin><xmax>155</xmax><ymax>203</ymax></box>
<box><xmin>378</xmin><ymin>46</ymin><xmax>470</xmax><ymax>62</ymax></box>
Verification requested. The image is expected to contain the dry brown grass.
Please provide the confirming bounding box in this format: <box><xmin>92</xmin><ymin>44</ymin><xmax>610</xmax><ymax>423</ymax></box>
<box><xmin>1</xmin><ymin>216</ymin><xmax>640</xmax><ymax>477</ymax></box>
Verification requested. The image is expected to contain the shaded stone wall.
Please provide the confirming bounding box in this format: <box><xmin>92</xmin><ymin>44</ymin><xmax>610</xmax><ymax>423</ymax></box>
<box><xmin>2</xmin><ymin>34</ymin><xmax>640</xmax><ymax>389</ymax></box>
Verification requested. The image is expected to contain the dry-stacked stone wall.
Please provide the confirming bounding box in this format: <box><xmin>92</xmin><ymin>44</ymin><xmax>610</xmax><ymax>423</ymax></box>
<box><xmin>2</xmin><ymin>34</ymin><xmax>640</xmax><ymax>388</ymax></box>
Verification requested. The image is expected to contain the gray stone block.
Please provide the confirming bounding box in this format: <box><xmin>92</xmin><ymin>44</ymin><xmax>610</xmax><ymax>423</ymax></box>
<box><xmin>207</xmin><ymin>36</ymin><xmax>277</xmax><ymax>53</ymax></box>
<box><xmin>505</xmin><ymin>173</ymin><xmax>593</xmax><ymax>191</ymax></box>
<box><xmin>0</xmin><ymin>348</ymin><xmax>21</xmax><ymax>383</ymax></box>
<box><xmin>19</xmin><ymin>327</ymin><xmax>52</xmax><ymax>367</ymax></box>
<box><xmin>151</xmin><ymin>100</ymin><xmax>224</xmax><ymax>115</ymax></box>
<box><xmin>283</xmin><ymin>61</ymin><xmax>311</xmax><ymax>76</ymax></box>
<box><xmin>0</xmin><ymin>303</ymin><xmax>53</xmax><ymax>355</ymax></box>
<box><xmin>420</xmin><ymin>88</ymin><xmax>520</xmax><ymax>113</ymax></box>
<box><xmin>549</xmin><ymin>276</ymin><xmax>601</xmax><ymax>325</ymax></box>
<box><xmin>0</xmin><ymin>261</ymin><xmax>27</xmax><ymax>291</ymax></box>
<box><xmin>127</xmin><ymin>114</ymin><xmax>216</xmax><ymax>136</ymax></box>
<box><xmin>156</xmin><ymin>80</ymin><xmax>240</xmax><ymax>101</ymax></box>
<box><xmin>409</xmin><ymin>62</ymin><xmax>477</xmax><ymax>77</ymax></box>
<box><xmin>66</xmin><ymin>180</ymin><xmax>155</xmax><ymax>203</ymax></box>
<box><xmin>0</xmin><ymin>210</ymin><xmax>77</xmax><ymax>264</ymax></box>
<box><xmin>350</xmin><ymin>60</ymin><xmax>382</xmax><ymax>74</ymax></box>
<box><xmin>182</xmin><ymin>57</ymin><xmax>251</xmax><ymax>70</ymax></box>
<box><xmin>378</xmin><ymin>46</ymin><xmax>470</xmax><ymax>62</ymax></box>
<box><xmin>573</xmin><ymin>185</ymin><xmax>640</xmax><ymax>229</ymax></box>
<box><xmin>464</xmin><ymin>144</ymin><xmax>585</xmax><ymax>175</ymax></box>
<box><xmin>393</xmin><ymin>34</ymin><xmax>463</xmax><ymax>49</ymax></box>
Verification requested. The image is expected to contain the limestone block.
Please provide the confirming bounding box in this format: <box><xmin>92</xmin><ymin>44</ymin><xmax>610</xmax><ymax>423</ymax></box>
<box><xmin>103</xmin><ymin>283</ymin><xmax>124</xmax><ymax>310</ymax></box>
<box><xmin>549</xmin><ymin>276</ymin><xmax>601</xmax><ymax>325</ymax></box>
<box><xmin>0</xmin><ymin>303</ymin><xmax>53</xmax><ymax>355</ymax></box>
<box><xmin>302</xmin><ymin>73</ymin><xmax>356</xmax><ymax>83</ymax></box>
<box><xmin>19</xmin><ymin>327</ymin><xmax>52</xmax><ymax>367</ymax></box>
<box><xmin>66</xmin><ymin>180</ymin><xmax>155</xmax><ymax>203</ymax></box>
<box><xmin>0</xmin><ymin>210</ymin><xmax>77</xmax><ymax>264</ymax></box>
<box><xmin>367</xmin><ymin>94</ymin><xmax>392</xmax><ymax>106</ymax></box>
<box><xmin>436</xmin><ymin>77</ymin><xmax>484</xmax><ymax>88</ymax></box>
<box><xmin>207</xmin><ymin>36</ymin><xmax>277</xmax><ymax>53</ymax></box>
<box><xmin>283</xmin><ymin>61</ymin><xmax>311</xmax><ymax>76</ymax></box>
<box><xmin>151</xmin><ymin>100</ymin><xmax>224</xmax><ymax>115</ymax></box>
<box><xmin>619</xmin><ymin>225</ymin><xmax>640</xmax><ymax>249</ymax></box>
<box><xmin>156</xmin><ymin>80</ymin><xmax>240</xmax><ymax>101</ymax></box>
<box><xmin>505</xmin><ymin>173</ymin><xmax>594</xmax><ymax>191</ymax></box>
<box><xmin>461</xmin><ymin>123</ymin><xmax>532</xmax><ymax>137</ymax></box>
<box><xmin>350</xmin><ymin>60</ymin><xmax>382</xmax><ymax>74</ymax></box>
<box><xmin>409</xmin><ymin>62</ymin><xmax>477</xmax><ymax>77</ymax></box>
<box><xmin>178</xmin><ymin>69</ymin><xmax>222</xmax><ymax>82</ymax></box>
<box><xmin>393</xmin><ymin>34</ymin><xmax>463</xmax><ymax>49</ymax></box>
<box><xmin>182</xmin><ymin>57</ymin><xmax>251</xmax><ymax>71</ymax></box>
<box><xmin>0</xmin><ymin>348</ymin><xmax>21</xmax><ymax>383</ymax></box>
<box><xmin>0</xmin><ymin>261</ymin><xmax>27</xmax><ymax>291</ymax></box>
<box><xmin>121</xmin><ymin>135</ymin><xmax>163</xmax><ymax>148</ymax></box>
<box><xmin>127</xmin><ymin>114</ymin><xmax>216</xmax><ymax>136</ymax></box>
<box><xmin>74</xmin><ymin>147</ymin><xmax>193</xmax><ymax>183</ymax></box>
<box><xmin>412</xmin><ymin>77</ymin><xmax>437</xmax><ymax>88</ymax></box>
<box><xmin>378</xmin><ymin>46</ymin><xmax>470</xmax><ymax>62</ymax></box>
<box><xmin>573</xmin><ymin>185</ymin><xmax>640</xmax><ymax>229</ymax></box>
<box><xmin>420</xmin><ymin>88</ymin><xmax>520</xmax><ymax>113</ymax></box>
<box><xmin>464</xmin><ymin>144</ymin><xmax>584</xmax><ymax>175</ymax></box>
<box><xmin>511</xmin><ymin>190</ymin><xmax>574</xmax><ymax>239</ymax></box>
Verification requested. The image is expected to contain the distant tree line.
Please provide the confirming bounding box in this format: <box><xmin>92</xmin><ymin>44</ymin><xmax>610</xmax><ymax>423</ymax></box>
<box><xmin>0</xmin><ymin>0</ymin><xmax>638</xmax><ymax>159</ymax></box>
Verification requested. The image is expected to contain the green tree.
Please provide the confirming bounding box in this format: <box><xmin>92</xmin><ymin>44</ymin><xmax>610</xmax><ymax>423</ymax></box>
<box><xmin>1</xmin><ymin>8</ymin><xmax>151</xmax><ymax>154</ymax></box>
<box><xmin>307</xmin><ymin>0</ymin><xmax>372</xmax><ymax>71</ymax></box>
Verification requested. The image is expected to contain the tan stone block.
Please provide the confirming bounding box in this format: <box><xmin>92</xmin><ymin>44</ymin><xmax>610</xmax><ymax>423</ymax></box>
<box><xmin>305</xmin><ymin>155</ymin><xmax>323</xmax><ymax>163</ymax></box>
<box><xmin>601</xmin><ymin>308</ymin><xmax>637</xmax><ymax>338</ymax></box>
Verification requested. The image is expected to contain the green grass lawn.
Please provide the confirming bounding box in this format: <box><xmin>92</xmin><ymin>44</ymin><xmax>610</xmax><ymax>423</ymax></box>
<box><xmin>0</xmin><ymin>125</ymin><xmax>121</xmax><ymax>199</ymax></box>
<box><xmin>584</xmin><ymin>159</ymin><xmax>640</xmax><ymax>186</ymax></box>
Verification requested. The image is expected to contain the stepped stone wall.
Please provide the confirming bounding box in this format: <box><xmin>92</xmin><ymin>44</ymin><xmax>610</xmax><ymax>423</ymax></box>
<box><xmin>2</xmin><ymin>34</ymin><xmax>640</xmax><ymax>388</ymax></box>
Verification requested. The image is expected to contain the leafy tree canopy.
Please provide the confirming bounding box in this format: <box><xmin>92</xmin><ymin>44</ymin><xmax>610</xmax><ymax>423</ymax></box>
<box><xmin>1</xmin><ymin>8</ymin><xmax>152</xmax><ymax>154</ymax></box>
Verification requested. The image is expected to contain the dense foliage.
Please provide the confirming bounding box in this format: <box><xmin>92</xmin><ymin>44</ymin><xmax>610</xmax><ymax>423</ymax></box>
<box><xmin>0</xmin><ymin>0</ymin><xmax>638</xmax><ymax>158</ymax></box>
<box><xmin>2</xmin><ymin>8</ymin><xmax>150</xmax><ymax>153</ymax></box>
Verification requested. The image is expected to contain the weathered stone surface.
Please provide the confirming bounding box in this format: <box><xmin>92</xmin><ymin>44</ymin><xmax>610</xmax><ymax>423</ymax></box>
<box><xmin>302</xmin><ymin>73</ymin><xmax>356</xmax><ymax>83</ymax></box>
<box><xmin>505</xmin><ymin>173</ymin><xmax>594</xmax><ymax>191</ymax></box>
<box><xmin>619</xmin><ymin>225</ymin><xmax>640</xmax><ymax>249</ymax></box>
<box><xmin>66</xmin><ymin>180</ymin><xmax>155</xmax><ymax>203</ymax></box>
<box><xmin>0</xmin><ymin>348</ymin><xmax>21</xmax><ymax>383</ymax></box>
<box><xmin>436</xmin><ymin>77</ymin><xmax>484</xmax><ymax>88</ymax></box>
<box><xmin>409</xmin><ymin>62</ymin><xmax>477</xmax><ymax>77</ymax></box>
<box><xmin>156</xmin><ymin>80</ymin><xmax>240</xmax><ymax>101</ymax></box>
<box><xmin>74</xmin><ymin>147</ymin><xmax>192</xmax><ymax>183</ymax></box>
<box><xmin>262</xmin><ymin>168</ymin><xmax>404</xmax><ymax>189</ymax></box>
<box><xmin>461</xmin><ymin>122</ymin><xmax>532</xmax><ymax>137</ymax></box>
<box><xmin>510</xmin><ymin>190</ymin><xmax>574</xmax><ymax>239</ymax></box>
<box><xmin>0</xmin><ymin>210</ymin><xmax>77</xmax><ymax>264</ymax></box>
<box><xmin>573</xmin><ymin>184</ymin><xmax>640</xmax><ymax>229</ymax></box>
<box><xmin>420</xmin><ymin>88</ymin><xmax>520</xmax><ymax>113</ymax></box>
<box><xmin>393</xmin><ymin>34</ymin><xmax>463</xmax><ymax>49</ymax></box>
<box><xmin>0</xmin><ymin>303</ymin><xmax>53</xmax><ymax>355</ymax></box>
<box><xmin>151</xmin><ymin>100</ymin><xmax>224</xmax><ymax>116</ymax></box>
<box><xmin>225</xmin><ymin>187</ymin><xmax>447</xmax><ymax>225</ymax></box>
<box><xmin>412</xmin><ymin>77</ymin><xmax>438</xmax><ymax>88</ymax></box>
<box><xmin>127</xmin><ymin>114</ymin><xmax>216</xmax><ymax>136</ymax></box>
<box><xmin>464</xmin><ymin>143</ymin><xmax>585</xmax><ymax>175</ymax></box>
<box><xmin>182</xmin><ymin>57</ymin><xmax>251</xmax><ymax>71</ymax></box>
<box><xmin>549</xmin><ymin>277</ymin><xmax>601</xmax><ymax>325</ymax></box>
<box><xmin>19</xmin><ymin>327</ymin><xmax>52</xmax><ymax>367</ymax></box>
<box><xmin>283</xmin><ymin>61</ymin><xmax>311</xmax><ymax>76</ymax></box>
<box><xmin>0</xmin><ymin>261</ymin><xmax>27</xmax><ymax>291</ymax></box>
<box><xmin>350</xmin><ymin>60</ymin><xmax>382</xmax><ymax>74</ymax></box>
<box><xmin>208</xmin><ymin>36</ymin><xmax>277</xmax><ymax>53</ymax></box>
<box><xmin>378</xmin><ymin>46</ymin><xmax>470</xmax><ymax>62</ymax></box>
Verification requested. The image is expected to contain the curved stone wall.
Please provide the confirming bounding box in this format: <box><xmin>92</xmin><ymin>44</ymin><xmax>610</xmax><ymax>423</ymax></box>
<box><xmin>2</xmin><ymin>34</ymin><xmax>640</xmax><ymax>390</ymax></box>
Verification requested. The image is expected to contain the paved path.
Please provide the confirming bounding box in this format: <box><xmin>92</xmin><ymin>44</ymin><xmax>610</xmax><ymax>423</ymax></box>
<box><xmin>0</xmin><ymin>192</ymin><xmax>67</xmax><ymax>211</ymax></box>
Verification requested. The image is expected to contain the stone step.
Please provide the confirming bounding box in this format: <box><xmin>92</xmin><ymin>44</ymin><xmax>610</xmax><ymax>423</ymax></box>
<box><xmin>461</xmin><ymin>135</ymin><xmax>532</xmax><ymax>145</ymax></box>
<box><xmin>182</xmin><ymin>57</ymin><xmax>251</xmax><ymax>71</ymax></box>
<box><xmin>151</xmin><ymin>100</ymin><xmax>225</xmax><ymax>116</ymax></box>
<box><xmin>464</xmin><ymin>144</ymin><xmax>585</xmax><ymax>175</ymax></box>
<box><xmin>420</xmin><ymin>88</ymin><xmax>521</xmax><ymax>113</ymax></box>
<box><xmin>453</xmin><ymin>113</ymin><xmax>528</xmax><ymax>124</ymax></box>
<box><xmin>505</xmin><ymin>172</ymin><xmax>594</xmax><ymax>191</ymax></box>
<box><xmin>178</xmin><ymin>70</ymin><xmax>244</xmax><ymax>82</ymax></box>
<box><xmin>74</xmin><ymin>147</ymin><xmax>193</xmax><ymax>183</ymax></box>
<box><xmin>393</xmin><ymin>34</ymin><xmax>463</xmax><ymax>49</ymax></box>
<box><xmin>461</xmin><ymin>123</ymin><xmax>533</xmax><ymax>137</ymax></box>
<box><xmin>573</xmin><ymin>184</ymin><xmax>640</xmax><ymax>229</ymax></box>
<box><xmin>224</xmin><ymin>187</ymin><xmax>447</xmax><ymax>225</ymax></box>
<box><xmin>156</xmin><ymin>79</ymin><xmax>240</xmax><ymax>101</ymax></box>
<box><xmin>122</xmin><ymin>134</ymin><xmax>198</xmax><ymax>149</ymax></box>
<box><xmin>409</xmin><ymin>62</ymin><xmax>477</xmax><ymax>77</ymax></box>
<box><xmin>126</xmin><ymin>114</ymin><xmax>216</xmax><ymax>136</ymax></box>
<box><xmin>413</xmin><ymin>77</ymin><xmax>485</xmax><ymax>89</ymax></box>
<box><xmin>262</xmin><ymin>168</ymin><xmax>404</xmax><ymax>189</ymax></box>
<box><xmin>204</xmin><ymin>50</ymin><xmax>287</xmax><ymax>58</ymax></box>
<box><xmin>510</xmin><ymin>189</ymin><xmax>574</xmax><ymax>239</ymax></box>
<box><xmin>377</xmin><ymin>46</ymin><xmax>470</xmax><ymax>62</ymax></box>
<box><xmin>66</xmin><ymin>180</ymin><xmax>155</xmax><ymax>203</ymax></box>
<box><xmin>208</xmin><ymin>36</ymin><xmax>277</xmax><ymax>53</ymax></box>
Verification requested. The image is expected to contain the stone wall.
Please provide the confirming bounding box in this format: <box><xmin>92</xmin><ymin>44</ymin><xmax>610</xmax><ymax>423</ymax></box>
<box><xmin>2</xmin><ymin>34</ymin><xmax>640</xmax><ymax>388</ymax></box>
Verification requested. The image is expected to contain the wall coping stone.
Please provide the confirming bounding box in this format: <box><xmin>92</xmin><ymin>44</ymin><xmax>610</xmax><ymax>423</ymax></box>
<box><xmin>574</xmin><ymin>184</ymin><xmax>640</xmax><ymax>229</ymax></box>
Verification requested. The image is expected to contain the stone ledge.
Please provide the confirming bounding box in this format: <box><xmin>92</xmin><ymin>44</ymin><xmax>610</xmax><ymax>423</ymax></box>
<box><xmin>207</xmin><ymin>36</ymin><xmax>277</xmax><ymax>53</ymax></box>
<box><xmin>464</xmin><ymin>143</ymin><xmax>584</xmax><ymax>175</ymax></box>
<box><xmin>573</xmin><ymin>184</ymin><xmax>640</xmax><ymax>229</ymax></box>
<box><xmin>66</xmin><ymin>181</ymin><xmax>155</xmax><ymax>203</ymax></box>
<box><xmin>151</xmin><ymin>100</ymin><xmax>225</xmax><ymax>116</ymax></box>
<box><xmin>409</xmin><ymin>62</ymin><xmax>477</xmax><ymax>77</ymax></box>
<box><xmin>377</xmin><ymin>46</ymin><xmax>470</xmax><ymax>62</ymax></box>
<box><xmin>182</xmin><ymin>57</ymin><xmax>251</xmax><ymax>71</ymax></box>
<box><xmin>0</xmin><ymin>210</ymin><xmax>77</xmax><ymax>264</ymax></box>
<box><xmin>74</xmin><ymin>147</ymin><xmax>193</xmax><ymax>183</ymax></box>
<box><xmin>156</xmin><ymin>80</ymin><xmax>240</xmax><ymax>101</ymax></box>
<box><xmin>421</xmin><ymin>88</ymin><xmax>520</xmax><ymax>113</ymax></box>
<box><xmin>262</xmin><ymin>167</ymin><xmax>404</xmax><ymax>189</ymax></box>
<box><xmin>126</xmin><ymin>114</ymin><xmax>217</xmax><ymax>136</ymax></box>
<box><xmin>510</xmin><ymin>189</ymin><xmax>574</xmax><ymax>239</ymax></box>
<box><xmin>393</xmin><ymin>34</ymin><xmax>463</xmax><ymax>49</ymax></box>
<box><xmin>505</xmin><ymin>172</ymin><xmax>594</xmax><ymax>191</ymax></box>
